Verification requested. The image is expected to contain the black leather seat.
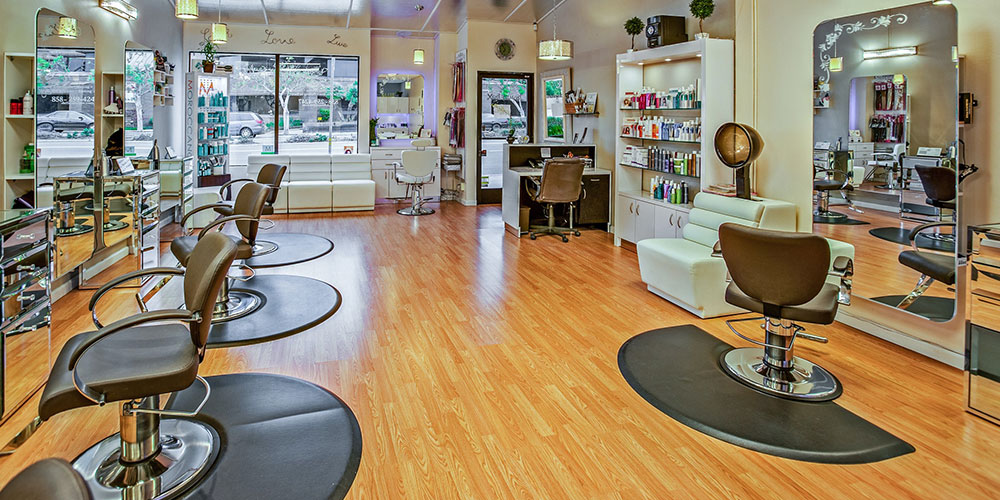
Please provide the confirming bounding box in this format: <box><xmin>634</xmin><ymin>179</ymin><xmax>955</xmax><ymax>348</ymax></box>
<box><xmin>915</xmin><ymin>165</ymin><xmax>957</xmax><ymax>211</ymax></box>
<box><xmin>899</xmin><ymin>250</ymin><xmax>956</xmax><ymax>285</ymax></box>
<box><xmin>172</xmin><ymin>234</ymin><xmax>253</xmax><ymax>265</ymax></box>
<box><xmin>0</xmin><ymin>458</ymin><xmax>91</xmax><ymax>500</ymax></box>
<box><xmin>215</xmin><ymin>163</ymin><xmax>286</xmax><ymax>217</ymax></box>
<box><xmin>813</xmin><ymin>178</ymin><xmax>846</xmax><ymax>191</ymax></box>
<box><xmin>725</xmin><ymin>282</ymin><xmax>842</xmax><ymax>325</ymax></box>
<box><xmin>173</xmin><ymin>182</ymin><xmax>270</xmax><ymax>266</ymax></box>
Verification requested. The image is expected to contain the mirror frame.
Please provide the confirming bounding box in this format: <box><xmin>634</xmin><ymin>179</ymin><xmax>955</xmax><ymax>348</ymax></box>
<box><xmin>540</xmin><ymin>67</ymin><xmax>571</xmax><ymax>143</ymax></box>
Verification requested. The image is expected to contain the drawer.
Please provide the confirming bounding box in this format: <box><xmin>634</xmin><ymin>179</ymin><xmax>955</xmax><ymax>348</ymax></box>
<box><xmin>3</xmin><ymin>218</ymin><xmax>48</xmax><ymax>259</ymax></box>
<box><xmin>848</xmin><ymin>143</ymin><xmax>875</xmax><ymax>152</ymax></box>
<box><xmin>2</xmin><ymin>267</ymin><xmax>48</xmax><ymax>324</ymax></box>
<box><xmin>3</xmin><ymin>244</ymin><xmax>48</xmax><ymax>285</ymax></box>
<box><xmin>372</xmin><ymin>159</ymin><xmax>400</xmax><ymax>170</ymax></box>
<box><xmin>371</xmin><ymin>149</ymin><xmax>402</xmax><ymax>160</ymax></box>
<box><xmin>2</xmin><ymin>305</ymin><xmax>50</xmax><ymax>419</ymax></box>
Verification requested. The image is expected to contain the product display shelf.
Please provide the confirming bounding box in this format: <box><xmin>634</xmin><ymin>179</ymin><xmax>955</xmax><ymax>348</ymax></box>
<box><xmin>185</xmin><ymin>72</ymin><xmax>231</xmax><ymax>187</ymax></box>
<box><xmin>100</xmin><ymin>71</ymin><xmax>125</xmax><ymax>150</ymax></box>
<box><xmin>614</xmin><ymin>38</ymin><xmax>734</xmax><ymax>247</ymax></box>
<box><xmin>3</xmin><ymin>52</ymin><xmax>37</xmax><ymax>207</ymax></box>
<box><xmin>153</xmin><ymin>68</ymin><xmax>174</xmax><ymax>107</ymax></box>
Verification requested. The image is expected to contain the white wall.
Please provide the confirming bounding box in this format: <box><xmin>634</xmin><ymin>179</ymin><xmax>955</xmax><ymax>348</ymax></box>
<box><xmin>458</xmin><ymin>20</ymin><xmax>538</xmax><ymax>204</ymax></box>
<box><xmin>736</xmin><ymin>0</ymin><xmax>999</xmax><ymax>358</ymax></box>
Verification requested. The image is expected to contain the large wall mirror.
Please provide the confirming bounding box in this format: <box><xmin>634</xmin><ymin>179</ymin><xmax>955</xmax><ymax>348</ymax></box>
<box><xmin>540</xmin><ymin>68</ymin><xmax>570</xmax><ymax>143</ymax></box>
<box><xmin>36</xmin><ymin>9</ymin><xmax>97</xmax><ymax>278</ymax></box>
<box><xmin>812</xmin><ymin>1</ymin><xmax>960</xmax><ymax>322</ymax></box>
<box><xmin>125</xmin><ymin>42</ymin><xmax>155</xmax><ymax>158</ymax></box>
<box><xmin>375</xmin><ymin>73</ymin><xmax>424</xmax><ymax>139</ymax></box>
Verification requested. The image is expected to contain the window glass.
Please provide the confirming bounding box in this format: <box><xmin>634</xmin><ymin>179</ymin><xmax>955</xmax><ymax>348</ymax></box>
<box><xmin>36</xmin><ymin>47</ymin><xmax>96</xmax><ymax>160</ymax></box>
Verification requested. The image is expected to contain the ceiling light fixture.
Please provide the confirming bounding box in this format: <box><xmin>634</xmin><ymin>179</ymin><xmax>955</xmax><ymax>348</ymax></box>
<box><xmin>863</xmin><ymin>46</ymin><xmax>917</xmax><ymax>59</ymax></box>
<box><xmin>932</xmin><ymin>0</ymin><xmax>952</xmax><ymax>5</ymax></box>
<box><xmin>413</xmin><ymin>48</ymin><xmax>425</xmax><ymax>64</ymax></box>
<box><xmin>100</xmin><ymin>0</ymin><xmax>138</xmax><ymax>20</ymax></box>
<box><xmin>664</xmin><ymin>58</ymin><xmax>672</xmax><ymax>62</ymax></box>
<box><xmin>176</xmin><ymin>0</ymin><xmax>198</xmax><ymax>20</ymax></box>
<box><xmin>56</xmin><ymin>16</ymin><xmax>78</xmax><ymax>39</ymax></box>
<box><xmin>538</xmin><ymin>0</ymin><xmax>572</xmax><ymax>60</ymax></box>
<box><xmin>211</xmin><ymin>0</ymin><xmax>227</xmax><ymax>44</ymax></box>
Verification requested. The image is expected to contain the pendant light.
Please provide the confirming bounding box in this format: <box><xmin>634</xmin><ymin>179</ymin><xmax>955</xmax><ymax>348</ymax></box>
<box><xmin>413</xmin><ymin>48</ymin><xmax>425</xmax><ymax>65</ymax></box>
<box><xmin>211</xmin><ymin>0</ymin><xmax>228</xmax><ymax>44</ymax></box>
<box><xmin>176</xmin><ymin>0</ymin><xmax>198</xmax><ymax>20</ymax></box>
<box><xmin>538</xmin><ymin>0</ymin><xmax>572</xmax><ymax>61</ymax></box>
<box><xmin>56</xmin><ymin>16</ymin><xmax>78</xmax><ymax>39</ymax></box>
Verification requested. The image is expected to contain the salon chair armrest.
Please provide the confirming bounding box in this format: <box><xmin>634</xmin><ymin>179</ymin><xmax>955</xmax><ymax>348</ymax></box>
<box><xmin>525</xmin><ymin>176</ymin><xmax>541</xmax><ymax>201</ymax></box>
<box><xmin>908</xmin><ymin>222</ymin><xmax>956</xmax><ymax>255</ymax></box>
<box><xmin>217</xmin><ymin>178</ymin><xmax>254</xmax><ymax>201</ymax></box>
<box><xmin>829</xmin><ymin>256</ymin><xmax>854</xmax><ymax>306</ymax></box>
<box><xmin>179</xmin><ymin>203</ymin><xmax>230</xmax><ymax>228</ymax></box>
<box><xmin>89</xmin><ymin>267</ymin><xmax>186</xmax><ymax>328</ymax></box>
<box><xmin>198</xmin><ymin>214</ymin><xmax>273</xmax><ymax>238</ymax></box>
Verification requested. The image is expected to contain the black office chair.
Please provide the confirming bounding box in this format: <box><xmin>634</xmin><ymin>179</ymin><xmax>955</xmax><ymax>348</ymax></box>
<box><xmin>526</xmin><ymin>158</ymin><xmax>585</xmax><ymax>242</ymax></box>
<box><xmin>897</xmin><ymin>222</ymin><xmax>956</xmax><ymax>310</ymax></box>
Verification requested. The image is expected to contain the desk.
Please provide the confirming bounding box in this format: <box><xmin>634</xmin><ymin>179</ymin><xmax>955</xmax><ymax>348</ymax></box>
<box><xmin>501</xmin><ymin>166</ymin><xmax>612</xmax><ymax>236</ymax></box>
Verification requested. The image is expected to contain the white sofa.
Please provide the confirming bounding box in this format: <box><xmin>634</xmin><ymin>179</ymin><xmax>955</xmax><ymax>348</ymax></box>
<box><xmin>247</xmin><ymin>154</ymin><xmax>375</xmax><ymax>213</ymax></box>
<box><xmin>636</xmin><ymin>192</ymin><xmax>797</xmax><ymax>318</ymax></box>
<box><xmin>35</xmin><ymin>156</ymin><xmax>92</xmax><ymax>208</ymax></box>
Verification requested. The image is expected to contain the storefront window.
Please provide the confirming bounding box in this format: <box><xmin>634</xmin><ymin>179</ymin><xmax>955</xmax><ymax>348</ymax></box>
<box><xmin>189</xmin><ymin>52</ymin><xmax>359</xmax><ymax>164</ymax></box>
<box><xmin>36</xmin><ymin>47</ymin><xmax>96</xmax><ymax>160</ymax></box>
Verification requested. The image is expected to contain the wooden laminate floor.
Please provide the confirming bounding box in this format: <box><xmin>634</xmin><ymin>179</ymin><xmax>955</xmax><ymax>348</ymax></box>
<box><xmin>1</xmin><ymin>203</ymin><xmax>998</xmax><ymax>499</ymax></box>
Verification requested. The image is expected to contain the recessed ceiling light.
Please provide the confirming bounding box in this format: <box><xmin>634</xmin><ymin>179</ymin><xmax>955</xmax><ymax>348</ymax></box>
<box><xmin>638</xmin><ymin>62</ymin><xmax>644</xmax><ymax>66</ymax></box>
<box><xmin>664</xmin><ymin>58</ymin><xmax>672</xmax><ymax>62</ymax></box>
<box><xmin>933</xmin><ymin>0</ymin><xmax>952</xmax><ymax>5</ymax></box>
<box><xmin>415</xmin><ymin>4</ymin><xmax>425</xmax><ymax>11</ymax></box>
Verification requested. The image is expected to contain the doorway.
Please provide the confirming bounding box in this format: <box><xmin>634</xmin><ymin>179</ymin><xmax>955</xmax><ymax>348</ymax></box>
<box><xmin>477</xmin><ymin>72</ymin><xmax>534</xmax><ymax>204</ymax></box>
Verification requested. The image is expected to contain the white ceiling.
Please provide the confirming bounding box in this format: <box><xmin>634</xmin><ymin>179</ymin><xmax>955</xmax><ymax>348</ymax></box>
<box><xmin>169</xmin><ymin>0</ymin><xmax>568</xmax><ymax>32</ymax></box>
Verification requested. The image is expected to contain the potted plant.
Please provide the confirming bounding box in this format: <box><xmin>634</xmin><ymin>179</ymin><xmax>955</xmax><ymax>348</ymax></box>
<box><xmin>624</xmin><ymin>17</ymin><xmax>644</xmax><ymax>52</ymax></box>
<box><xmin>201</xmin><ymin>39</ymin><xmax>217</xmax><ymax>73</ymax></box>
<box><xmin>506</xmin><ymin>120</ymin><xmax>517</xmax><ymax>144</ymax></box>
<box><xmin>690</xmin><ymin>0</ymin><xmax>715</xmax><ymax>40</ymax></box>
<box><xmin>369</xmin><ymin>117</ymin><xmax>379</xmax><ymax>147</ymax></box>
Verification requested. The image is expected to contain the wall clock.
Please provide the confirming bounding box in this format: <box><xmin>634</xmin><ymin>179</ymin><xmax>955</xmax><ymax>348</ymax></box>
<box><xmin>495</xmin><ymin>38</ymin><xmax>516</xmax><ymax>61</ymax></box>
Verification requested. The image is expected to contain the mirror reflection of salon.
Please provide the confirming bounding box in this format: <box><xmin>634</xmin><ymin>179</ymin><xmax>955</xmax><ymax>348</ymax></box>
<box><xmin>375</xmin><ymin>74</ymin><xmax>425</xmax><ymax>140</ymax></box>
<box><xmin>811</xmin><ymin>2</ymin><xmax>960</xmax><ymax>322</ymax></box>
<box><xmin>125</xmin><ymin>42</ymin><xmax>156</xmax><ymax>159</ymax></box>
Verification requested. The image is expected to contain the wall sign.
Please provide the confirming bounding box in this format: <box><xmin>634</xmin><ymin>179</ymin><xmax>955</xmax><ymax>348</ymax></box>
<box><xmin>261</xmin><ymin>29</ymin><xmax>295</xmax><ymax>45</ymax></box>
<box><xmin>327</xmin><ymin>34</ymin><xmax>348</xmax><ymax>48</ymax></box>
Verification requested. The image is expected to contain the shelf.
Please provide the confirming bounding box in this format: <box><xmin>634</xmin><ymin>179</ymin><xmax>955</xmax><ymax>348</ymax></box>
<box><xmin>620</xmin><ymin>190</ymin><xmax>694</xmax><ymax>212</ymax></box>
<box><xmin>102</xmin><ymin>71</ymin><xmax>124</xmax><ymax>76</ymax></box>
<box><xmin>102</xmin><ymin>113</ymin><xmax>124</xmax><ymax>118</ymax></box>
<box><xmin>5</xmin><ymin>172</ymin><xmax>34</xmax><ymax>180</ymax></box>
<box><xmin>566</xmin><ymin>112</ymin><xmax>599</xmax><ymax>117</ymax></box>
<box><xmin>619</xmin><ymin>163</ymin><xmax>700</xmax><ymax>179</ymax></box>
<box><xmin>5</xmin><ymin>52</ymin><xmax>34</xmax><ymax>59</ymax></box>
<box><xmin>620</xmin><ymin>107</ymin><xmax>701</xmax><ymax>111</ymax></box>
<box><xmin>5</xmin><ymin>114</ymin><xmax>33</xmax><ymax>120</ymax></box>
<box><xmin>620</xmin><ymin>136</ymin><xmax>701</xmax><ymax>145</ymax></box>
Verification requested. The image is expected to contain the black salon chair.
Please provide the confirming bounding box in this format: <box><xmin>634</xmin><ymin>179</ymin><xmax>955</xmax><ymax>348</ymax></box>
<box><xmin>172</xmin><ymin>182</ymin><xmax>270</xmax><ymax>321</ymax></box>
<box><xmin>0</xmin><ymin>458</ymin><xmax>91</xmax><ymax>500</ymax></box>
<box><xmin>914</xmin><ymin>164</ymin><xmax>957</xmax><ymax>241</ymax></box>
<box><xmin>717</xmin><ymin>223</ymin><xmax>853</xmax><ymax>401</ymax></box>
<box><xmin>214</xmin><ymin>164</ymin><xmax>287</xmax><ymax>256</ymax></box>
<box><xmin>897</xmin><ymin>222</ymin><xmax>956</xmax><ymax>309</ymax></box>
<box><xmin>38</xmin><ymin>232</ymin><xmax>237</xmax><ymax>500</ymax></box>
<box><xmin>813</xmin><ymin>167</ymin><xmax>861</xmax><ymax>223</ymax></box>
<box><xmin>526</xmin><ymin>158</ymin><xmax>585</xmax><ymax>242</ymax></box>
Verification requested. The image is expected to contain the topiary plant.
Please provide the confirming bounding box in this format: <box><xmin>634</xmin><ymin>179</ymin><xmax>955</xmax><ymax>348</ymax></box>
<box><xmin>690</xmin><ymin>0</ymin><xmax>715</xmax><ymax>34</ymax></box>
<box><xmin>624</xmin><ymin>17</ymin><xmax>644</xmax><ymax>51</ymax></box>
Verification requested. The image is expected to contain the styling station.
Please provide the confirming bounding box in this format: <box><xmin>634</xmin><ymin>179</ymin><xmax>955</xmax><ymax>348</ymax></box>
<box><xmin>0</xmin><ymin>1</ymin><xmax>997</xmax><ymax>499</ymax></box>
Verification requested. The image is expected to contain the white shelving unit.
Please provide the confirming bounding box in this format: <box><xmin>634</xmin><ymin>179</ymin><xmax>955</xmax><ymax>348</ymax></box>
<box><xmin>613</xmin><ymin>38</ymin><xmax>734</xmax><ymax>247</ymax></box>
<box><xmin>153</xmin><ymin>68</ymin><xmax>174</xmax><ymax>107</ymax></box>
<box><xmin>3</xmin><ymin>52</ymin><xmax>36</xmax><ymax>207</ymax></box>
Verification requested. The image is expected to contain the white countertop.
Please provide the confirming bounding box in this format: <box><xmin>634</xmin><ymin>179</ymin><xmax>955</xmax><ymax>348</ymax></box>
<box><xmin>509</xmin><ymin>167</ymin><xmax>611</xmax><ymax>176</ymax></box>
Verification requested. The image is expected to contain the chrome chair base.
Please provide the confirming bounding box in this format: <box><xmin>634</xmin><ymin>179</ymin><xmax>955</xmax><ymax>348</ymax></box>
<box><xmin>212</xmin><ymin>290</ymin><xmax>263</xmax><ymax>322</ymax></box>
<box><xmin>252</xmin><ymin>240</ymin><xmax>279</xmax><ymax>256</ymax></box>
<box><xmin>73</xmin><ymin>419</ymin><xmax>217</xmax><ymax>500</ymax></box>
<box><xmin>813</xmin><ymin>209</ymin><xmax>849</xmax><ymax>224</ymax></box>
<box><xmin>397</xmin><ymin>206</ymin><xmax>435</xmax><ymax>216</ymax></box>
<box><xmin>721</xmin><ymin>347</ymin><xmax>840</xmax><ymax>401</ymax></box>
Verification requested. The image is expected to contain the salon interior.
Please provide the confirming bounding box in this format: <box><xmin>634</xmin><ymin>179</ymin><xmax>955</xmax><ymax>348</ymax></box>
<box><xmin>0</xmin><ymin>0</ymin><xmax>997</xmax><ymax>498</ymax></box>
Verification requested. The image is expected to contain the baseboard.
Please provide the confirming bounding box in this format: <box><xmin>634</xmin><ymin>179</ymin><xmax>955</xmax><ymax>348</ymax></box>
<box><xmin>51</xmin><ymin>271</ymin><xmax>78</xmax><ymax>302</ymax></box>
<box><xmin>332</xmin><ymin>206</ymin><xmax>375</xmax><ymax>212</ymax></box>
<box><xmin>460</xmin><ymin>199</ymin><xmax>476</xmax><ymax>207</ymax></box>
<box><xmin>836</xmin><ymin>309</ymin><xmax>964</xmax><ymax>368</ymax></box>
<box><xmin>647</xmin><ymin>285</ymin><xmax>705</xmax><ymax>318</ymax></box>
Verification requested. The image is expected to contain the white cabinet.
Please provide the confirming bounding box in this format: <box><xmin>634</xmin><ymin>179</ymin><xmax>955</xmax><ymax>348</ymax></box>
<box><xmin>635</xmin><ymin>200</ymin><xmax>656</xmax><ymax>242</ymax></box>
<box><xmin>618</xmin><ymin>194</ymin><xmax>690</xmax><ymax>244</ymax></box>
<box><xmin>371</xmin><ymin>146</ymin><xmax>441</xmax><ymax>201</ymax></box>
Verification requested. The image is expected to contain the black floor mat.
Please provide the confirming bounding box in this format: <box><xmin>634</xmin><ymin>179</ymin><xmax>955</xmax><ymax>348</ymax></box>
<box><xmin>870</xmin><ymin>295</ymin><xmax>956</xmax><ymax>322</ymax></box>
<box><xmin>869</xmin><ymin>226</ymin><xmax>955</xmax><ymax>253</ymax></box>
<box><xmin>166</xmin><ymin>373</ymin><xmax>362</xmax><ymax>500</ymax></box>
<box><xmin>618</xmin><ymin>325</ymin><xmax>915</xmax><ymax>464</ymax></box>
<box><xmin>243</xmin><ymin>233</ymin><xmax>334</xmax><ymax>268</ymax></box>
<box><xmin>206</xmin><ymin>275</ymin><xmax>342</xmax><ymax>348</ymax></box>
<box><xmin>814</xmin><ymin>216</ymin><xmax>869</xmax><ymax>225</ymax></box>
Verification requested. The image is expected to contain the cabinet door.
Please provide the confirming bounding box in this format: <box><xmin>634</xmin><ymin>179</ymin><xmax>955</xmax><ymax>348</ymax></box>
<box><xmin>635</xmin><ymin>200</ymin><xmax>656</xmax><ymax>242</ymax></box>
<box><xmin>616</xmin><ymin>195</ymin><xmax>636</xmax><ymax>242</ymax></box>
<box><xmin>576</xmin><ymin>174</ymin><xmax>610</xmax><ymax>224</ymax></box>
<box><xmin>675</xmin><ymin>211</ymin><xmax>689</xmax><ymax>236</ymax></box>
<box><xmin>424</xmin><ymin>168</ymin><xmax>441</xmax><ymax>198</ymax></box>
<box><xmin>654</xmin><ymin>206</ymin><xmax>677</xmax><ymax>238</ymax></box>
<box><xmin>373</xmin><ymin>170</ymin><xmax>391</xmax><ymax>199</ymax></box>
<box><xmin>388</xmin><ymin>173</ymin><xmax>409</xmax><ymax>198</ymax></box>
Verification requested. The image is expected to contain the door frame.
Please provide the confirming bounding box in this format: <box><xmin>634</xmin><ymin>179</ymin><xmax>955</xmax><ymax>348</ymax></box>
<box><xmin>476</xmin><ymin>71</ymin><xmax>535</xmax><ymax>205</ymax></box>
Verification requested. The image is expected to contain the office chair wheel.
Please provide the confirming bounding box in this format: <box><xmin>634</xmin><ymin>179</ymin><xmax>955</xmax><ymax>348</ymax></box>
<box><xmin>562</xmin><ymin>236</ymin><xmax>569</xmax><ymax>243</ymax></box>
<box><xmin>530</xmin><ymin>233</ymin><xmax>537</xmax><ymax>240</ymax></box>
<box><xmin>574</xmin><ymin>231</ymin><xmax>581</xmax><ymax>237</ymax></box>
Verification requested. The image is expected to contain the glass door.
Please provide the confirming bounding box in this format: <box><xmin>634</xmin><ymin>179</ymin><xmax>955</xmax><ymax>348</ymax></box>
<box><xmin>477</xmin><ymin>72</ymin><xmax>533</xmax><ymax>204</ymax></box>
